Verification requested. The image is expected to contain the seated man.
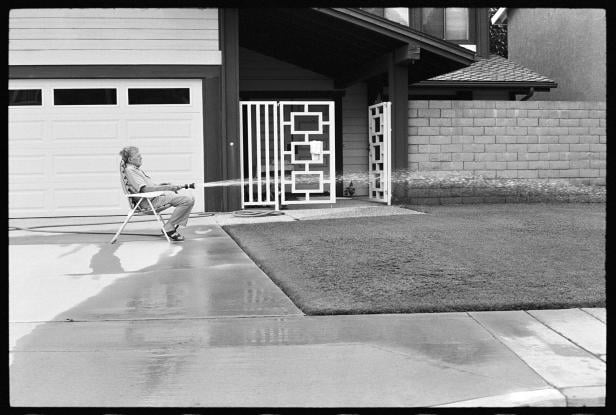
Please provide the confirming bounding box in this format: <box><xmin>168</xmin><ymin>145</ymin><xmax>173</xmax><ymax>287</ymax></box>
<box><xmin>119</xmin><ymin>146</ymin><xmax>195</xmax><ymax>241</ymax></box>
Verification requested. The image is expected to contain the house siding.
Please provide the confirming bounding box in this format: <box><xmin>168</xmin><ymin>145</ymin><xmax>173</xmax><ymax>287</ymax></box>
<box><xmin>405</xmin><ymin>100</ymin><xmax>606</xmax><ymax>204</ymax></box>
<box><xmin>342</xmin><ymin>83</ymin><xmax>369</xmax><ymax>196</ymax></box>
<box><xmin>9</xmin><ymin>8</ymin><xmax>221</xmax><ymax>65</ymax></box>
<box><xmin>239</xmin><ymin>47</ymin><xmax>333</xmax><ymax>91</ymax></box>
<box><xmin>507</xmin><ymin>9</ymin><xmax>606</xmax><ymax>101</ymax></box>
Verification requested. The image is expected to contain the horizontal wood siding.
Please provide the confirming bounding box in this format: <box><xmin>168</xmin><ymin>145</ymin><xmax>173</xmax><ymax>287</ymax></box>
<box><xmin>9</xmin><ymin>8</ymin><xmax>221</xmax><ymax>65</ymax></box>
<box><xmin>342</xmin><ymin>83</ymin><xmax>369</xmax><ymax>196</ymax></box>
<box><xmin>239</xmin><ymin>47</ymin><xmax>333</xmax><ymax>91</ymax></box>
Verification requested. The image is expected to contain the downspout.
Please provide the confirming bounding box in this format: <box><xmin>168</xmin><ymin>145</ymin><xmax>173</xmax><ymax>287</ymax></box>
<box><xmin>520</xmin><ymin>87</ymin><xmax>535</xmax><ymax>101</ymax></box>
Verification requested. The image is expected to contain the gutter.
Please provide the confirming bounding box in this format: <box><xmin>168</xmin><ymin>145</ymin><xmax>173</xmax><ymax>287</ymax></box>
<box><xmin>520</xmin><ymin>87</ymin><xmax>535</xmax><ymax>100</ymax></box>
<box><xmin>411</xmin><ymin>80</ymin><xmax>558</xmax><ymax>89</ymax></box>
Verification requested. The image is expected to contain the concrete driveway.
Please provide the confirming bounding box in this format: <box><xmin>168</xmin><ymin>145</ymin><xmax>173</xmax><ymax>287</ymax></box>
<box><xmin>9</xmin><ymin>206</ymin><xmax>605</xmax><ymax>407</ymax></box>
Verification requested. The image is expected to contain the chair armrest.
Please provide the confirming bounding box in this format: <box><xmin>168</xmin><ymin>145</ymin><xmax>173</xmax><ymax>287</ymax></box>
<box><xmin>127</xmin><ymin>192</ymin><xmax>164</xmax><ymax>198</ymax></box>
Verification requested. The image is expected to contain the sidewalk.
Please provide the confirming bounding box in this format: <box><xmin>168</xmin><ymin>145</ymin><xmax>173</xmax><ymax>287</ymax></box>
<box><xmin>9</xmin><ymin>206</ymin><xmax>605</xmax><ymax>407</ymax></box>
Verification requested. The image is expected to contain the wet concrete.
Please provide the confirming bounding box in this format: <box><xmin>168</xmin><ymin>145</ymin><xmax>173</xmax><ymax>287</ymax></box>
<box><xmin>470</xmin><ymin>311</ymin><xmax>606</xmax><ymax>389</ymax></box>
<box><xmin>10</xmin><ymin>314</ymin><xmax>552</xmax><ymax>407</ymax></box>
<box><xmin>52</xmin><ymin>268</ymin><xmax>302</xmax><ymax>321</ymax></box>
<box><xmin>9</xmin><ymin>226</ymin><xmax>299</xmax><ymax>325</ymax></box>
<box><xmin>9</xmin><ymin>212</ymin><xmax>606</xmax><ymax>407</ymax></box>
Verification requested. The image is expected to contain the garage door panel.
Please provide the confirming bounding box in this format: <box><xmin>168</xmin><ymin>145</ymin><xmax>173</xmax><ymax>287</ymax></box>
<box><xmin>146</xmin><ymin>154</ymin><xmax>196</xmax><ymax>174</ymax></box>
<box><xmin>52</xmin><ymin>155</ymin><xmax>118</xmax><ymax>176</ymax></box>
<box><xmin>52</xmin><ymin>120</ymin><xmax>120</xmax><ymax>140</ymax></box>
<box><xmin>10</xmin><ymin>156</ymin><xmax>46</xmax><ymax>177</ymax></box>
<box><xmin>53</xmin><ymin>189</ymin><xmax>121</xmax><ymax>209</ymax></box>
<box><xmin>9</xmin><ymin>189</ymin><xmax>48</xmax><ymax>211</ymax></box>
<box><xmin>43</xmin><ymin>110</ymin><xmax>125</xmax><ymax>119</ymax></box>
<box><xmin>127</xmin><ymin>119</ymin><xmax>193</xmax><ymax>139</ymax></box>
<box><xmin>8</xmin><ymin>120</ymin><xmax>45</xmax><ymax>142</ymax></box>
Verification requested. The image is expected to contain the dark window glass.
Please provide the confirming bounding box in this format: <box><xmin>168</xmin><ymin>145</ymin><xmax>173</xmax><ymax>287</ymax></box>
<box><xmin>128</xmin><ymin>88</ymin><xmax>190</xmax><ymax>105</ymax></box>
<box><xmin>422</xmin><ymin>8</ymin><xmax>444</xmax><ymax>37</ymax></box>
<box><xmin>360</xmin><ymin>7</ymin><xmax>384</xmax><ymax>17</ymax></box>
<box><xmin>384</xmin><ymin>8</ymin><xmax>409</xmax><ymax>25</ymax></box>
<box><xmin>421</xmin><ymin>8</ymin><xmax>469</xmax><ymax>40</ymax></box>
<box><xmin>54</xmin><ymin>89</ymin><xmax>117</xmax><ymax>105</ymax></box>
<box><xmin>9</xmin><ymin>89</ymin><xmax>42</xmax><ymax>106</ymax></box>
<box><xmin>445</xmin><ymin>8</ymin><xmax>469</xmax><ymax>40</ymax></box>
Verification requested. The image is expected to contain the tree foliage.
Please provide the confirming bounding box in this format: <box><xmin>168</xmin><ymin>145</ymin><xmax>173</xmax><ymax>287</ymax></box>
<box><xmin>489</xmin><ymin>7</ymin><xmax>508</xmax><ymax>58</ymax></box>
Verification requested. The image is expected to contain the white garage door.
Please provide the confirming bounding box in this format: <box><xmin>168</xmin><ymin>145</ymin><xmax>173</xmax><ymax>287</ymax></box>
<box><xmin>9</xmin><ymin>79</ymin><xmax>205</xmax><ymax>218</ymax></box>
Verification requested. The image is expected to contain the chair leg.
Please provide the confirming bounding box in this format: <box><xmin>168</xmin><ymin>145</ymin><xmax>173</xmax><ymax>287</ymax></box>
<box><xmin>110</xmin><ymin>201</ymin><xmax>141</xmax><ymax>244</ymax></box>
<box><xmin>148</xmin><ymin>198</ymin><xmax>171</xmax><ymax>243</ymax></box>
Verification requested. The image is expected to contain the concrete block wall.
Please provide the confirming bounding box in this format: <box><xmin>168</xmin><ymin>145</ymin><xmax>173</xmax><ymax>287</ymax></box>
<box><xmin>404</xmin><ymin>100</ymin><xmax>606</xmax><ymax>204</ymax></box>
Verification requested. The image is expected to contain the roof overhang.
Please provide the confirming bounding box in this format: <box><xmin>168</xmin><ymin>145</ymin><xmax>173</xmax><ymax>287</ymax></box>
<box><xmin>413</xmin><ymin>80</ymin><xmax>557</xmax><ymax>91</ymax></box>
<box><xmin>238</xmin><ymin>8</ymin><xmax>476</xmax><ymax>89</ymax></box>
<box><xmin>315</xmin><ymin>8</ymin><xmax>476</xmax><ymax>66</ymax></box>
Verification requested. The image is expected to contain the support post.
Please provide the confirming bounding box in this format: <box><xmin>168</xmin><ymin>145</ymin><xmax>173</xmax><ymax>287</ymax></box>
<box><xmin>221</xmin><ymin>8</ymin><xmax>241</xmax><ymax>211</ymax></box>
<box><xmin>388</xmin><ymin>53</ymin><xmax>409</xmax><ymax>201</ymax></box>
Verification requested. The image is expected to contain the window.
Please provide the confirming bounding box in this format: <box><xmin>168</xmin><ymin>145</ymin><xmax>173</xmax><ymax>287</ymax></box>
<box><xmin>361</xmin><ymin>7</ymin><xmax>409</xmax><ymax>26</ymax></box>
<box><xmin>422</xmin><ymin>8</ymin><xmax>444</xmax><ymax>38</ymax></box>
<box><xmin>360</xmin><ymin>7</ymin><xmax>384</xmax><ymax>17</ymax></box>
<box><xmin>54</xmin><ymin>89</ymin><xmax>117</xmax><ymax>106</ymax></box>
<box><xmin>9</xmin><ymin>89</ymin><xmax>42</xmax><ymax>106</ymax></box>
<box><xmin>422</xmin><ymin>8</ymin><xmax>469</xmax><ymax>40</ymax></box>
<box><xmin>128</xmin><ymin>88</ymin><xmax>190</xmax><ymax>105</ymax></box>
<box><xmin>384</xmin><ymin>8</ymin><xmax>409</xmax><ymax>26</ymax></box>
<box><xmin>444</xmin><ymin>8</ymin><xmax>469</xmax><ymax>39</ymax></box>
<box><xmin>361</xmin><ymin>7</ymin><xmax>471</xmax><ymax>42</ymax></box>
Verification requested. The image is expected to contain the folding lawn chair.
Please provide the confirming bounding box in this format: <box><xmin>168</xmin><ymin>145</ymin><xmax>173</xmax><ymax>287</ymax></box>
<box><xmin>110</xmin><ymin>160</ymin><xmax>173</xmax><ymax>244</ymax></box>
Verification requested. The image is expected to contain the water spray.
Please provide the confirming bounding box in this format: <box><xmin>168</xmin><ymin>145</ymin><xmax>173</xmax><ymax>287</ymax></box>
<box><xmin>201</xmin><ymin>179</ymin><xmax>244</xmax><ymax>188</ymax></box>
<box><xmin>193</xmin><ymin>169</ymin><xmax>603</xmax><ymax>198</ymax></box>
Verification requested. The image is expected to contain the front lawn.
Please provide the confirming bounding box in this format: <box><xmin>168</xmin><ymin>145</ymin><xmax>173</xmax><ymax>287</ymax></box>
<box><xmin>223</xmin><ymin>203</ymin><xmax>605</xmax><ymax>315</ymax></box>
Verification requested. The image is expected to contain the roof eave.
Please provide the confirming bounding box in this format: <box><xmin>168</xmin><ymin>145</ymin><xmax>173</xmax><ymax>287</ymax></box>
<box><xmin>313</xmin><ymin>7</ymin><xmax>476</xmax><ymax>66</ymax></box>
<box><xmin>412</xmin><ymin>80</ymin><xmax>558</xmax><ymax>90</ymax></box>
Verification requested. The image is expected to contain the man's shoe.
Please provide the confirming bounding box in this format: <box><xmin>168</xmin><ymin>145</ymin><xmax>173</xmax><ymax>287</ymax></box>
<box><xmin>161</xmin><ymin>225</ymin><xmax>179</xmax><ymax>236</ymax></box>
<box><xmin>165</xmin><ymin>230</ymin><xmax>185</xmax><ymax>242</ymax></box>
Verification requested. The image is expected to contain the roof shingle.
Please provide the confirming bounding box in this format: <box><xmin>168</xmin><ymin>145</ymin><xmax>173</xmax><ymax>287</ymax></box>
<box><xmin>422</xmin><ymin>54</ymin><xmax>556</xmax><ymax>84</ymax></box>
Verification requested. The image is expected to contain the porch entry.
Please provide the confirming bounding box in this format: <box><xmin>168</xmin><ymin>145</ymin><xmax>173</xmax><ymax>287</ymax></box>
<box><xmin>368</xmin><ymin>102</ymin><xmax>392</xmax><ymax>205</ymax></box>
<box><xmin>240</xmin><ymin>101</ymin><xmax>336</xmax><ymax>210</ymax></box>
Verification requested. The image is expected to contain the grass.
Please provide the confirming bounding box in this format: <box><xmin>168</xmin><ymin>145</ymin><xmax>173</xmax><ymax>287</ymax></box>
<box><xmin>223</xmin><ymin>203</ymin><xmax>605</xmax><ymax>315</ymax></box>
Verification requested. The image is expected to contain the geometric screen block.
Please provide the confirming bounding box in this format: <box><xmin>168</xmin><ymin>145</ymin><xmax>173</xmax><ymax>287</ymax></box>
<box><xmin>291</xmin><ymin>112</ymin><xmax>323</xmax><ymax>134</ymax></box>
<box><xmin>291</xmin><ymin>171</ymin><xmax>323</xmax><ymax>192</ymax></box>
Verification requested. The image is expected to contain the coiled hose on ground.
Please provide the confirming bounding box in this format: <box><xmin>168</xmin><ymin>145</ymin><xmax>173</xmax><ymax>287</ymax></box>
<box><xmin>9</xmin><ymin>210</ymin><xmax>285</xmax><ymax>236</ymax></box>
<box><xmin>231</xmin><ymin>210</ymin><xmax>285</xmax><ymax>217</ymax></box>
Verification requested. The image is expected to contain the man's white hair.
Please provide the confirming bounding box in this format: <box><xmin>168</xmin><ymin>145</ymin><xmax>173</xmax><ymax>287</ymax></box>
<box><xmin>119</xmin><ymin>146</ymin><xmax>139</xmax><ymax>163</ymax></box>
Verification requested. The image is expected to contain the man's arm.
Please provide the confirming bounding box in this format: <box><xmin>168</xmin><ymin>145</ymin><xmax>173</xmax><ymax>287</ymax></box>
<box><xmin>141</xmin><ymin>184</ymin><xmax>181</xmax><ymax>193</ymax></box>
<box><xmin>125</xmin><ymin>167</ymin><xmax>180</xmax><ymax>193</ymax></box>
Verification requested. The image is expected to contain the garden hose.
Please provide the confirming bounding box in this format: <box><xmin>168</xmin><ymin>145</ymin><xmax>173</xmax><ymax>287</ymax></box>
<box><xmin>8</xmin><ymin>211</ymin><xmax>216</xmax><ymax>236</ymax></box>
<box><xmin>232</xmin><ymin>210</ymin><xmax>286</xmax><ymax>217</ymax></box>
<box><xmin>9</xmin><ymin>210</ymin><xmax>285</xmax><ymax>236</ymax></box>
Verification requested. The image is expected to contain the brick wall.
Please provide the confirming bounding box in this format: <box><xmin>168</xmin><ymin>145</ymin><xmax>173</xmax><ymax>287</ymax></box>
<box><xmin>404</xmin><ymin>100</ymin><xmax>606</xmax><ymax>204</ymax></box>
